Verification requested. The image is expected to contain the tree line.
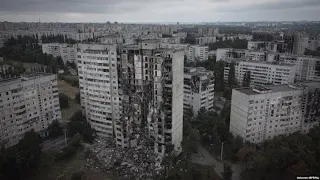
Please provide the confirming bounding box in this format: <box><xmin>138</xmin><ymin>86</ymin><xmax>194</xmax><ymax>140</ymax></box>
<box><xmin>208</xmin><ymin>39</ymin><xmax>248</xmax><ymax>51</ymax></box>
<box><xmin>0</xmin><ymin>35</ymin><xmax>65</xmax><ymax>74</ymax></box>
<box><xmin>41</xmin><ymin>34</ymin><xmax>77</xmax><ymax>44</ymax></box>
<box><xmin>0</xmin><ymin>110</ymin><xmax>96</xmax><ymax>180</ymax></box>
<box><xmin>238</xmin><ymin>126</ymin><xmax>320</xmax><ymax>180</ymax></box>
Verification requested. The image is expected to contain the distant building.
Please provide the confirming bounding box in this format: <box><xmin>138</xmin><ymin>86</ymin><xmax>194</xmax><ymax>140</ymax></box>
<box><xmin>247</xmin><ymin>41</ymin><xmax>273</xmax><ymax>51</ymax></box>
<box><xmin>216</xmin><ymin>48</ymin><xmax>246</xmax><ymax>61</ymax></box>
<box><xmin>0</xmin><ymin>73</ymin><xmax>61</xmax><ymax>147</ymax></box>
<box><xmin>198</xmin><ymin>27</ymin><xmax>219</xmax><ymax>37</ymax></box>
<box><xmin>187</xmin><ymin>45</ymin><xmax>209</xmax><ymax>62</ymax></box>
<box><xmin>224</xmin><ymin>60</ymin><xmax>296</xmax><ymax>86</ymax></box>
<box><xmin>42</xmin><ymin>43</ymin><xmax>77</xmax><ymax>63</ymax></box>
<box><xmin>183</xmin><ymin>67</ymin><xmax>214</xmax><ymax>118</ymax></box>
<box><xmin>275</xmin><ymin>54</ymin><xmax>320</xmax><ymax>82</ymax></box>
<box><xmin>307</xmin><ymin>37</ymin><xmax>320</xmax><ymax>51</ymax></box>
<box><xmin>0</xmin><ymin>36</ymin><xmax>5</xmax><ymax>48</ymax></box>
<box><xmin>99</xmin><ymin>35</ymin><xmax>123</xmax><ymax>44</ymax></box>
<box><xmin>229</xmin><ymin>82</ymin><xmax>320</xmax><ymax>144</ymax></box>
<box><xmin>293</xmin><ymin>32</ymin><xmax>309</xmax><ymax>55</ymax></box>
<box><xmin>161</xmin><ymin>43</ymin><xmax>189</xmax><ymax>55</ymax></box>
<box><xmin>196</xmin><ymin>36</ymin><xmax>216</xmax><ymax>45</ymax></box>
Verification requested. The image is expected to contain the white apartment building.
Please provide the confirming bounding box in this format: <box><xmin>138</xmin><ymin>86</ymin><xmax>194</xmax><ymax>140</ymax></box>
<box><xmin>42</xmin><ymin>43</ymin><xmax>77</xmax><ymax>63</ymax></box>
<box><xmin>99</xmin><ymin>35</ymin><xmax>124</xmax><ymax>44</ymax></box>
<box><xmin>0</xmin><ymin>73</ymin><xmax>61</xmax><ymax>147</ymax></box>
<box><xmin>247</xmin><ymin>41</ymin><xmax>273</xmax><ymax>51</ymax></box>
<box><xmin>216</xmin><ymin>48</ymin><xmax>246</xmax><ymax>61</ymax></box>
<box><xmin>77</xmin><ymin>44</ymin><xmax>121</xmax><ymax>138</ymax></box>
<box><xmin>224</xmin><ymin>60</ymin><xmax>296</xmax><ymax>86</ymax></box>
<box><xmin>276</xmin><ymin>54</ymin><xmax>320</xmax><ymax>82</ymax></box>
<box><xmin>118</xmin><ymin>40</ymin><xmax>184</xmax><ymax>155</ymax></box>
<box><xmin>184</xmin><ymin>67</ymin><xmax>215</xmax><ymax>118</ymax></box>
<box><xmin>230</xmin><ymin>82</ymin><xmax>320</xmax><ymax>144</ymax></box>
<box><xmin>161</xmin><ymin>37</ymin><xmax>181</xmax><ymax>44</ymax></box>
<box><xmin>246</xmin><ymin>51</ymin><xmax>267</xmax><ymax>61</ymax></box>
<box><xmin>187</xmin><ymin>45</ymin><xmax>209</xmax><ymax>62</ymax></box>
<box><xmin>196</xmin><ymin>36</ymin><xmax>216</xmax><ymax>45</ymax></box>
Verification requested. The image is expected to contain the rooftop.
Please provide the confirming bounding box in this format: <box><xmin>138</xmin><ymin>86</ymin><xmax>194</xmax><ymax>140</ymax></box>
<box><xmin>236</xmin><ymin>82</ymin><xmax>320</xmax><ymax>95</ymax></box>
<box><xmin>226</xmin><ymin>59</ymin><xmax>295</xmax><ymax>67</ymax></box>
<box><xmin>0</xmin><ymin>73</ymin><xmax>54</xmax><ymax>87</ymax></box>
<box><xmin>184</xmin><ymin>67</ymin><xmax>214</xmax><ymax>76</ymax></box>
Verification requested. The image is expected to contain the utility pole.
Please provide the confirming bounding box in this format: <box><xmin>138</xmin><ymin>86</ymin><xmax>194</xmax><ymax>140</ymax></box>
<box><xmin>63</xmin><ymin>128</ymin><xmax>67</xmax><ymax>148</ymax></box>
<box><xmin>220</xmin><ymin>141</ymin><xmax>224</xmax><ymax>161</ymax></box>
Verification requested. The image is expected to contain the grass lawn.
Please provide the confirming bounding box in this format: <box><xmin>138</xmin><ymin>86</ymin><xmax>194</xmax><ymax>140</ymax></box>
<box><xmin>58</xmin><ymin>79</ymin><xmax>81</xmax><ymax>123</ymax></box>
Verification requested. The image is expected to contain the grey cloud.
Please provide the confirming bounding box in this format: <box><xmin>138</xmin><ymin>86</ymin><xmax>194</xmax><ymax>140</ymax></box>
<box><xmin>0</xmin><ymin>0</ymin><xmax>154</xmax><ymax>14</ymax></box>
<box><xmin>215</xmin><ymin>0</ymin><xmax>320</xmax><ymax>13</ymax></box>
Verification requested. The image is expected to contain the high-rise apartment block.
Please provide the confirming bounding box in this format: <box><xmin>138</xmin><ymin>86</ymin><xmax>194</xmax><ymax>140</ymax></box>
<box><xmin>0</xmin><ymin>73</ymin><xmax>61</xmax><ymax>147</ymax></box>
<box><xmin>77</xmin><ymin>40</ymin><xmax>184</xmax><ymax>155</ymax></box>
<box><xmin>42</xmin><ymin>43</ymin><xmax>77</xmax><ymax>63</ymax></box>
<box><xmin>230</xmin><ymin>82</ymin><xmax>320</xmax><ymax>144</ymax></box>
<box><xmin>77</xmin><ymin>44</ymin><xmax>121</xmax><ymax>137</ymax></box>
<box><xmin>183</xmin><ymin>67</ymin><xmax>214</xmax><ymax>118</ymax></box>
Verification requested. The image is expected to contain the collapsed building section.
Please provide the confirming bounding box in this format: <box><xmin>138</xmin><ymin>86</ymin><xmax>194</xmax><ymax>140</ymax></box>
<box><xmin>116</xmin><ymin>40</ymin><xmax>184</xmax><ymax>156</ymax></box>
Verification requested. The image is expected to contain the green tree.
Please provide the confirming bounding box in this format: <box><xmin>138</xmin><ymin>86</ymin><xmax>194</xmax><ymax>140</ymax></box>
<box><xmin>74</xmin><ymin>92</ymin><xmax>81</xmax><ymax>104</ymax></box>
<box><xmin>59</xmin><ymin>93</ymin><xmax>69</xmax><ymax>109</ymax></box>
<box><xmin>47</xmin><ymin>120</ymin><xmax>64</xmax><ymax>139</ymax></box>
<box><xmin>67</xmin><ymin>111</ymin><xmax>96</xmax><ymax>143</ymax></box>
<box><xmin>16</xmin><ymin>130</ymin><xmax>42</xmax><ymax>169</ymax></box>
<box><xmin>214</xmin><ymin>61</ymin><xmax>225</xmax><ymax>92</ymax></box>
<box><xmin>185</xmin><ymin>33</ymin><xmax>196</xmax><ymax>45</ymax></box>
<box><xmin>223</xmin><ymin>163</ymin><xmax>233</xmax><ymax>180</ymax></box>
<box><xmin>228</xmin><ymin>62</ymin><xmax>236</xmax><ymax>89</ymax></box>
<box><xmin>242</xmin><ymin>71</ymin><xmax>251</xmax><ymax>87</ymax></box>
<box><xmin>56</xmin><ymin>56</ymin><xmax>64</xmax><ymax>67</ymax></box>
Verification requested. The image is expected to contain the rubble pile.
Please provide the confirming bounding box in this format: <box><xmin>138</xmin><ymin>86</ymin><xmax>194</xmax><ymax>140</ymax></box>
<box><xmin>84</xmin><ymin>138</ymin><xmax>162</xmax><ymax>180</ymax></box>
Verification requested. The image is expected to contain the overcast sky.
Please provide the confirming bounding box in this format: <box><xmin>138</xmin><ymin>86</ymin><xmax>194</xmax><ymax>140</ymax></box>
<box><xmin>0</xmin><ymin>0</ymin><xmax>319</xmax><ymax>22</ymax></box>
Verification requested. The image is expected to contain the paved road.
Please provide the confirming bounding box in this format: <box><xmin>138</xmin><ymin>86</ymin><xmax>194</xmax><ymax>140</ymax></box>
<box><xmin>191</xmin><ymin>144</ymin><xmax>242</xmax><ymax>180</ymax></box>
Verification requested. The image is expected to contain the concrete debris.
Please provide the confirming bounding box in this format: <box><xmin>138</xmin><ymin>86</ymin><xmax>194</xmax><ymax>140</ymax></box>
<box><xmin>84</xmin><ymin>137</ymin><xmax>162</xmax><ymax>180</ymax></box>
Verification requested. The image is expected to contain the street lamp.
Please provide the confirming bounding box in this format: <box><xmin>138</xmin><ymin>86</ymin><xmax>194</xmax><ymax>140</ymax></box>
<box><xmin>220</xmin><ymin>141</ymin><xmax>224</xmax><ymax>161</ymax></box>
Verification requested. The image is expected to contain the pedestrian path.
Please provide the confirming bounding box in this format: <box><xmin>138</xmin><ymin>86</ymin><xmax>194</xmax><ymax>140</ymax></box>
<box><xmin>191</xmin><ymin>144</ymin><xmax>242</xmax><ymax>180</ymax></box>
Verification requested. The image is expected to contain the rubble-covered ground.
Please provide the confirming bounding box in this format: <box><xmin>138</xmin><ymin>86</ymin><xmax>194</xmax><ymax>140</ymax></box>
<box><xmin>84</xmin><ymin>138</ymin><xmax>162</xmax><ymax>180</ymax></box>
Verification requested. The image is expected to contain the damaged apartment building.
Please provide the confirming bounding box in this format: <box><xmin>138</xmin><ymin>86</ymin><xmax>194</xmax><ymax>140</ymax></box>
<box><xmin>77</xmin><ymin>40</ymin><xmax>184</xmax><ymax>156</ymax></box>
<box><xmin>183</xmin><ymin>67</ymin><xmax>215</xmax><ymax>119</ymax></box>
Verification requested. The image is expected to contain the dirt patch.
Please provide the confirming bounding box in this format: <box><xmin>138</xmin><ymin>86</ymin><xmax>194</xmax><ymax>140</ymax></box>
<box><xmin>58</xmin><ymin>79</ymin><xmax>79</xmax><ymax>99</ymax></box>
